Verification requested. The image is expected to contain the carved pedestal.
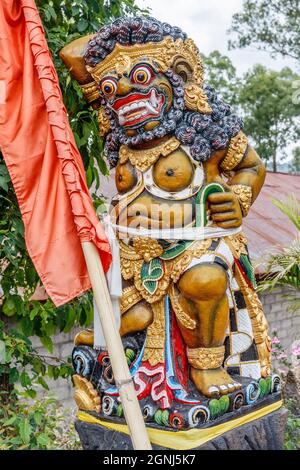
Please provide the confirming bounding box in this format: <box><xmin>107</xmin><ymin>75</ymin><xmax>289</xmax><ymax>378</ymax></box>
<box><xmin>74</xmin><ymin>398</ymin><xmax>287</xmax><ymax>450</ymax></box>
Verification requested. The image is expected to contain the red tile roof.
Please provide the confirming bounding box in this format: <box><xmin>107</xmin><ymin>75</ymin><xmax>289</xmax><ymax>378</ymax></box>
<box><xmin>244</xmin><ymin>172</ymin><xmax>299</xmax><ymax>271</ymax></box>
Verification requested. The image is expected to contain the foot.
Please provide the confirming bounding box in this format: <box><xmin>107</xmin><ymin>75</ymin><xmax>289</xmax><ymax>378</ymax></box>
<box><xmin>191</xmin><ymin>367</ymin><xmax>241</xmax><ymax>398</ymax></box>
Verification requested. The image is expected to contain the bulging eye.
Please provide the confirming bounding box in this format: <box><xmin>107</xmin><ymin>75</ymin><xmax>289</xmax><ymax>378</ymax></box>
<box><xmin>100</xmin><ymin>78</ymin><xmax>117</xmax><ymax>96</ymax></box>
<box><xmin>131</xmin><ymin>65</ymin><xmax>153</xmax><ymax>85</ymax></box>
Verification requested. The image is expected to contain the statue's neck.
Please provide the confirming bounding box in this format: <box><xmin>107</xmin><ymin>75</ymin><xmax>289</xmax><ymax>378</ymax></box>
<box><xmin>128</xmin><ymin>134</ymin><xmax>172</xmax><ymax>151</ymax></box>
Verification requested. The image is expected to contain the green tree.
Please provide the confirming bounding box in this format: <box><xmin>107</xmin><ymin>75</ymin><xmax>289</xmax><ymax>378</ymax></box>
<box><xmin>238</xmin><ymin>65</ymin><xmax>300</xmax><ymax>172</ymax></box>
<box><xmin>203</xmin><ymin>51</ymin><xmax>240</xmax><ymax>105</ymax></box>
<box><xmin>290</xmin><ymin>147</ymin><xmax>300</xmax><ymax>173</ymax></box>
<box><xmin>228</xmin><ymin>0</ymin><xmax>300</xmax><ymax>62</ymax></box>
<box><xmin>0</xmin><ymin>0</ymin><xmax>147</xmax><ymax>414</ymax></box>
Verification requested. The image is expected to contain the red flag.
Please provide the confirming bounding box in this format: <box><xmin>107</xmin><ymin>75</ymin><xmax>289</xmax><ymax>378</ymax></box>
<box><xmin>0</xmin><ymin>0</ymin><xmax>111</xmax><ymax>306</ymax></box>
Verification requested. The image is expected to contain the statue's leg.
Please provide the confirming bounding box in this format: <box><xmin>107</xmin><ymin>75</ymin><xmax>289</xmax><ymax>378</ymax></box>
<box><xmin>177</xmin><ymin>262</ymin><xmax>241</xmax><ymax>398</ymax></box>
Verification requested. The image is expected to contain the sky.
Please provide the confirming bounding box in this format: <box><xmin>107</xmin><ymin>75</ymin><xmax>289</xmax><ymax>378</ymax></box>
<box><xmin>136</xmin><ymin>0</ymin><xmax>296</xmax><ymax>76</ymax></box>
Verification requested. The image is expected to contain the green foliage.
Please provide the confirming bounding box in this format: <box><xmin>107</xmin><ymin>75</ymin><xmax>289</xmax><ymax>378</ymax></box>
<box><xmin>290</xmin><ymin>147</ymin><xmax>300</xmax><ymax>174</ymax></box>
<box><xmin>0</xmin><ymin>319</ymin><xmax>73</xmax><ymax>401</ymax></box>
<box><xmin>203</xmin><ymin>51</ymin><xmax>240</xmax><ymax>105</ymax></box>
<box><xmin>0</xmin><ymin>395</ymin><xmax>80</xmax><ymax>450</ymax></box>
<box><xmin>239</xmin><ymin>65</ymin><xmax>300</xmax><ymax>171</ymax></box>
<box><xmin>284</xmin><ymin>399</ymin><xmax>300</xmax><ymax>450</ymax></box>
<box><xmin>0</xmin><ymin>0</ymin><xmax>147</xmax><ymax>346</ymax></box>
<box><xmin>228</xmin><ymin>0</ymin><xmax>300</xmax><ymax>62</ymax></box>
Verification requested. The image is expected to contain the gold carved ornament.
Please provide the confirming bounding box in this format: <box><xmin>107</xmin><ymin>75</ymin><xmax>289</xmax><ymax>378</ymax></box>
<box><xmin>119</xmin><ymin>136</ymin><xmax>180</xmax><ymax>172</ymax></box>
<box><xmin>80</xmin><ymin>81</ymin><xmax>100</xmax><ymax>104</ymax></box>
<box><xmin>73</xmin><ymin>374</ymin><xmax>101</xmax><ymax>413</ymax></box>
<box><xmin>119</xmin><ymin>238</ymin><xmax>211</xmax><ymax>304</ymax></box>
<box><xmin>220</xmin><ymin>131</ymin><xmax>249</xmax><ymax>172</ymax></box>
<box><xmin>230</xmin><ymin>184</ymin><xmax>252</xmax><ymax>217</ymax></box>
<box><xmin>187</xmin><ymin>346</ymin><xmax>225</xmax><ymax>370</ymax></box>
<box><xmin>142</xmin><ymin>299</ymin><xmax>166</xmax><ymax>366</ymax></box>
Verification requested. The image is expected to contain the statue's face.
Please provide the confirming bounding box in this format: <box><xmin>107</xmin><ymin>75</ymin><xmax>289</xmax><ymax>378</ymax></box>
<box><xmin>99</xmin><ymin>61</ymin><xmax>173</xmax><ymax>135</ymax></box>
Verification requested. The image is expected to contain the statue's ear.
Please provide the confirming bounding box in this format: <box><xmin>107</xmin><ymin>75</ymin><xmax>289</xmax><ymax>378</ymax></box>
<box><xmin>60</xmin><ymin>35</ymin><xmax>101</xmax><ymax>108</ymax></box>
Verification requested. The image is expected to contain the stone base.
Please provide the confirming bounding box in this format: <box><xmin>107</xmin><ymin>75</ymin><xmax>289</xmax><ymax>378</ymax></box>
<box><xmin>75</xmin><ymin>406</ymin><xmax>288</xmax><ymax>450</ymax></box>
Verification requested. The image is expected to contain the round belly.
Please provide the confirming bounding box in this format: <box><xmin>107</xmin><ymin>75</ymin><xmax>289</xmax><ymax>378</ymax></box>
<box><xmin>118</xmin><ymin>192</ymin><xmax>194</xmax><ymax>229</ymax></box>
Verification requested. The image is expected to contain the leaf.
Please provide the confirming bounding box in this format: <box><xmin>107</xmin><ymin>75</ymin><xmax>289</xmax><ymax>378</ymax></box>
<box><xmin>37</xmin><ymin>433</ymin><xmax>49</xmax><ymax>447</ymax></box>
<box><xmin>37</xmin><ymin>376</ymin><xmax>49</xmax><ymax>390</ymax></box>
<box><xmin>20</xmin><ymin>371</ymin><xmax>32</xmax><ymax>388</ymax></box>
<box><xmin>18</xmin><ymin>418</ymin><xmax>32</xmax><ymax>445</ymax></box>
<box><xmin>33</xmin><ymin>411</ymin><xmax>43</xmax><ymax>426</ymax></box>
<box><xmin>9</xmin><ymin>367</ymin><xmax>19</xmax><ymax>384</ymax></box>
<box><xmin>40</xmin><ymin>336</ymin><xmax>53</xmax><ymax>353</ymax></box>
<box><xmin>77</xmin><ymin>19</ymin><xmax>88</xmax><ymax>32</ymax></box>
<box><xmin>3</xmin><ymin>414</ymin><xmax>17</xmax><ymax>426</ymax></box>
<box><xmin>2</xmin><ymin>298</ymin><xmax>16</xmax><ymax>317</ymax></box>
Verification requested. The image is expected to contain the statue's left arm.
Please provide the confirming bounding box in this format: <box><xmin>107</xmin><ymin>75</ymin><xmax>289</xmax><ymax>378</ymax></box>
<box><xmin>208</xmin><ymin>133</ymin><xmax>266</xmax><ymax>229</ymax></box>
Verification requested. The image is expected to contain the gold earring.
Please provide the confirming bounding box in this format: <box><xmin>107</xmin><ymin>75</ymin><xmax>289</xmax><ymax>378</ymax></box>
<box><xmin>184</xmin><ymin>84</ymin><xmax>212</xmax><ymax>114</ymax></box>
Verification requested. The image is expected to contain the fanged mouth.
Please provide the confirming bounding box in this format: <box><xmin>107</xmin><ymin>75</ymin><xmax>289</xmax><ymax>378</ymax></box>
<box><xmin>111</xmin><ymin>89</ymin><xmax>165</xmax><ymax>127</ymax></box>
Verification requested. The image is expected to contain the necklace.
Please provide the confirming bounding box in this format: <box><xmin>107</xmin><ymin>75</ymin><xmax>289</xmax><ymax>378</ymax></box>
<box><xmin>119</xmin><ymin>136</ymin><xmax>180</xmax><ymax>172</ymax></box>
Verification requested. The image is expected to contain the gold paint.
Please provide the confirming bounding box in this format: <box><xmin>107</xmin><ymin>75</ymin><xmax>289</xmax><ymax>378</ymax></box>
<box><xmin>80</xmin><ymin>81</ymin><xmax>99</xmax><ymax>103</ymax></box>
<box><xmin>184</xmin><ymin>83</ymin><xmax>212</xmax><ymax>114</ymax></box>
<box><xmin>119</xmin><ymin>136</ymin><xmax>180</xmax><ymax>172</ymax></box>
<box><xmin>225</xmin><ymin>232</ymin><xmax>248</xmax><ymax>258</ymax></box>
<box><xmin>97</xmin><ymin>107</ymin><xmax>111</xmax><ymax>137</ymax></box>
<box><xmin>168</xmin><ymin>284</ymin><xmax>196</xmax><ymax>330</ymax></box>
<box><xmin>73</xmin><ymin>374</ymin><xmax>101</xmax><ymax>413</ymax></box>
<box><xmin>230</xmin><ymin>184</ymin><xmax>252</xmax><ymax>217</ymax></box>
<box><xmin>220</xmin><ymin>132</ymin><xmax>248</xmax><ymax>172</ymax></box>
<box><xmin>142</xmin><ymin>299</ymin><xmax>165</xmax><ymax>366</ymax></box>
<box><xmin>119</xmin><ymin>238</ymin><xmax>211</xmax><ymax>304</ymax></box>
<box><xmin>187</xmin><ymin>346</ymin><xmax>225</xmax><ymax>370</ymax></box>
<box><xmin>74</xmin><ymin>329</ymin><xmax>94</xmax><ymax>346</ymax></box>
<box><xmin>87</xmin><ymin>37</ymin><xmax>204</xmax><ymax>86</ymax></box>
<box><xmin>120</xmin><ymin>285</ymin><xmax>143</xmax><ymax>314</ymax></box>
<box><xmin>133</xmin><ymin>237</ymin><xmax>164</xmax><ymax>262</ymax></box>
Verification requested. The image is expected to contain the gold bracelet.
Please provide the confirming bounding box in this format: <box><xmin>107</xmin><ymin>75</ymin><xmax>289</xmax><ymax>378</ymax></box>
<box><xmin>187</xmin><ymin>346</ymin><xmax>225</xmax><ymax>370</ymax></box>
<box><xmin>230</xmin><ymin>184</ymin><xmax>252</xmax><ymax>217</ymax></box>
<box><xmin>220</xmin><ymin>131</ymin><xmax>248</xmax><ymax>172</ymax></box>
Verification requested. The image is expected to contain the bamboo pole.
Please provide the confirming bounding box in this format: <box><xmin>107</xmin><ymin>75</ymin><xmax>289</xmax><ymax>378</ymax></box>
<box><xmin>81</xmin><ymin>241</ymin><xmax>152</xmax><ymax>450</ymax></box>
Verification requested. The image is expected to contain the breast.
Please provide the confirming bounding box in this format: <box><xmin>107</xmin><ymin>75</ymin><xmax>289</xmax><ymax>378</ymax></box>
<box><xmin>152</xmin><ymin>148</ymin><xmax>194</xmax><ymax>191</ymax></box>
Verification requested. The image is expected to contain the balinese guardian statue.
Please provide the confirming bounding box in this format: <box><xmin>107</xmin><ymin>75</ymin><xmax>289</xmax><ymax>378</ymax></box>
<box><xmin>60</xmin><ymin>16</ymin><xmax>282</xmax><ymax>448</ymax></box>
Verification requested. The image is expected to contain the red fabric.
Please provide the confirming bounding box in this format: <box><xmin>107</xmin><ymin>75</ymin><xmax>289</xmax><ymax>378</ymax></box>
<box><xmin>0</xmin><ymin>0</ymin><xmax>111</xmax><ymax>306</ymax></box>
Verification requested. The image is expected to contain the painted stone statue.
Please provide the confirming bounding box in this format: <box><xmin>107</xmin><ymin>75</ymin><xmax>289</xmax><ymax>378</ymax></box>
<box><xmin>60</xmin><ymin>17</ymin><xmax>282</xmax><ymax>444</ymax></box>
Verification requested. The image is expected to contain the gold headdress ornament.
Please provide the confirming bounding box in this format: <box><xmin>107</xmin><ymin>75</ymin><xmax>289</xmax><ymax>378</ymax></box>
<box><xmin>60</xmin><ymin>35</ymin><xmax>212</xmax><ymax>135</ymax></box>
<box><xmin>86</xmin><ymin>37</ymin><xmax>211</xmax><ymax>115</ymax></box>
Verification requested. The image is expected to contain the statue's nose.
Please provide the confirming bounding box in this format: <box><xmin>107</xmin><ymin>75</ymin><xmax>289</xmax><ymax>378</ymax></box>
<box><xmin>116</xmin><ymin>77</ymin><xmax>133</xmax><ymax>96</ymax></box>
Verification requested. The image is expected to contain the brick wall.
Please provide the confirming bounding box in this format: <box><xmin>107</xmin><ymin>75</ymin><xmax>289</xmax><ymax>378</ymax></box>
<box><xmin>32</xmin><ymin>287</ymin><xmax>300</xmax><ymax>408</ymax></box>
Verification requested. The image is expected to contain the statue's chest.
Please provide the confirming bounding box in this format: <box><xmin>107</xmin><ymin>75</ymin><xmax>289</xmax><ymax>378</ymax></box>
<box><xmin>115</xmin><ymin>146</ymin><xmax>204</xmax><ymax>200</ymax></box>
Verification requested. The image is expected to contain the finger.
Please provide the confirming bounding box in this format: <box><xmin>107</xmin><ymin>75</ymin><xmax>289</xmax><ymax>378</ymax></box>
<box><xmin>216</xmin><ymin>219</ymin><xmax>242</xmax><ymax>229</ymax></box>
<box><xmin>212</xmin><ymin>211</ymin><xmax>236</xmax><ymax>222</ymax></box>
<box><xmin>207</xmin><ymin>193</ymin><xmax>234</xmax><ymax>204</ymax></box>
<box><xmin>210</xmin><ymin>202</ymin><xmax>234</xmax><ymax>213</ymax></box>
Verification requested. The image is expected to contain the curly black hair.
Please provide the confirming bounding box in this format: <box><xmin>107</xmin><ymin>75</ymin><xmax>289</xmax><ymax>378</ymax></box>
<box><xmin>84</xmin><ymin>16</ymin><xmax>187</xmax><ymax>67</ymax></box>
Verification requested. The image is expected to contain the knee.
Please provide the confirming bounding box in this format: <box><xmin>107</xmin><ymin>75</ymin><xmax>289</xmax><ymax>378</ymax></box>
<box><xmin>178</xmin><ymin>263</ymin><xmax>228</xmax><ymax>301</ymax></box>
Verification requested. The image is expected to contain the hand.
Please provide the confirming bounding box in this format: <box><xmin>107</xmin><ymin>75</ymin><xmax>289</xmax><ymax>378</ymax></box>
<box><xmin>207</xmin><ymin>191</ymin><xmax>243</xmax><ymax>229</ymax></box>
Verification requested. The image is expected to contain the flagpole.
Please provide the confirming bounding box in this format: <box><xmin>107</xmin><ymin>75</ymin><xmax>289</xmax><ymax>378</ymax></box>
<box><xmin>81</xmin><ymin>241</ymin><xmax>152</xmax><ymax>450</ymax></box>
